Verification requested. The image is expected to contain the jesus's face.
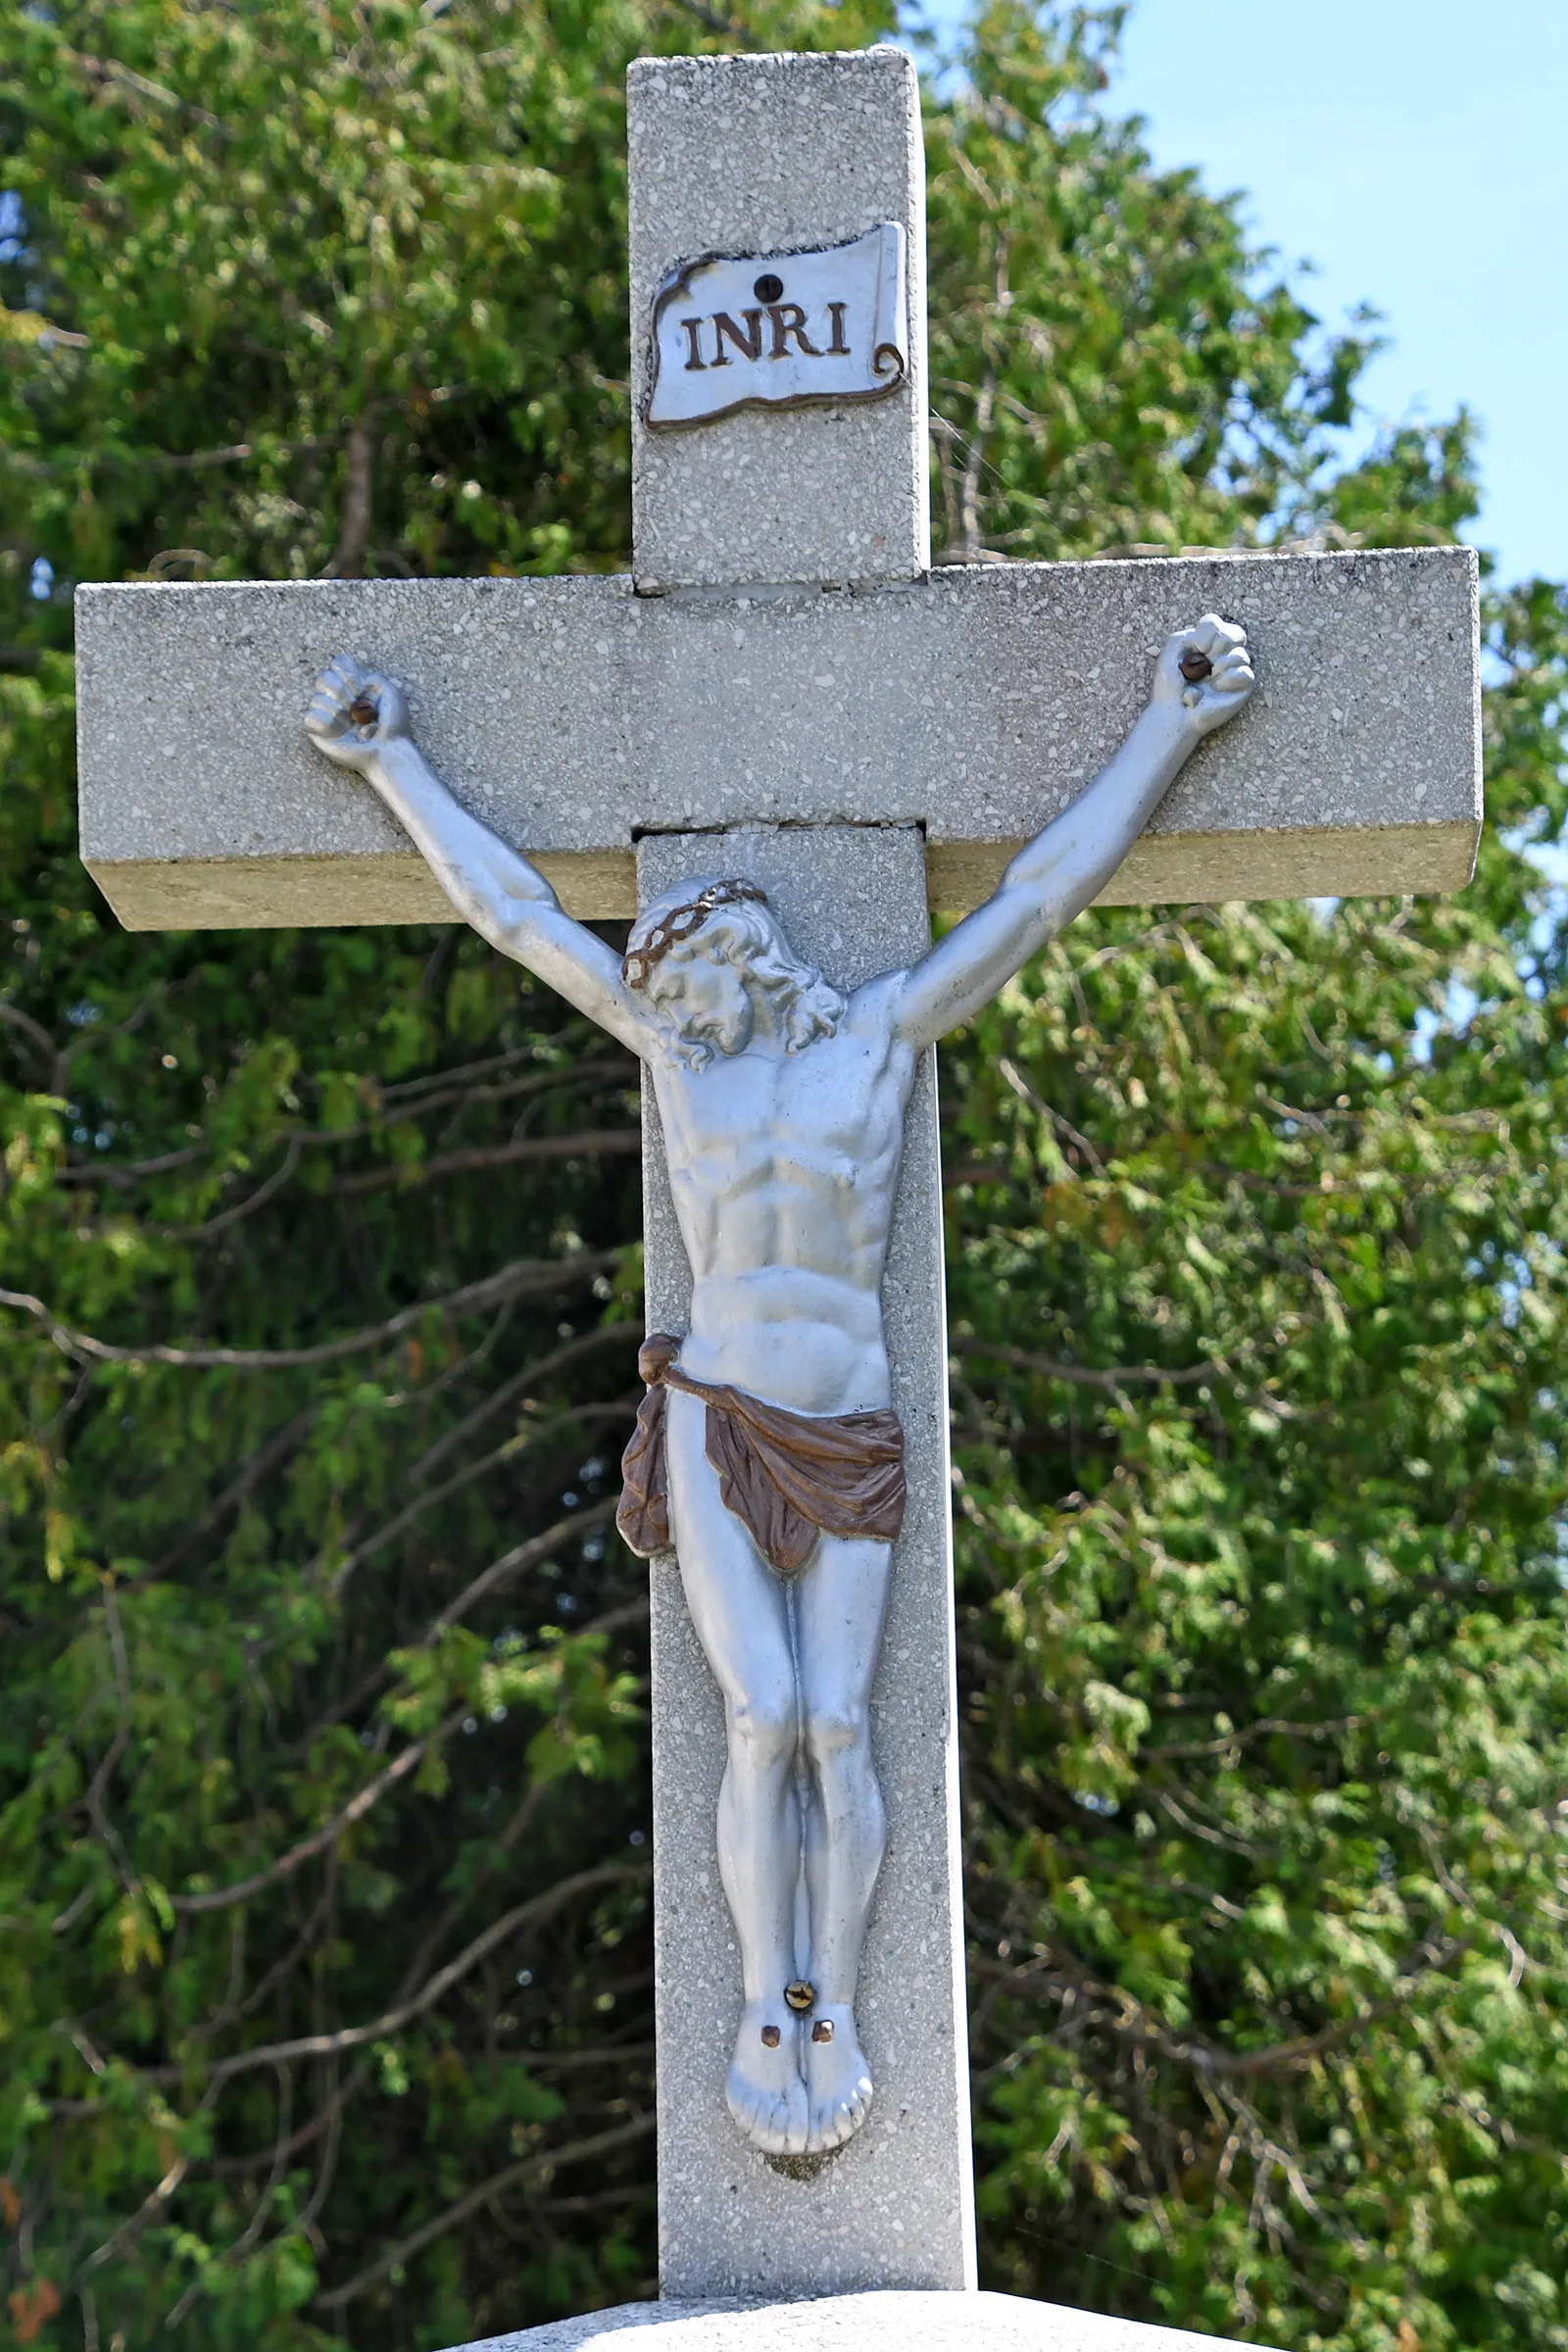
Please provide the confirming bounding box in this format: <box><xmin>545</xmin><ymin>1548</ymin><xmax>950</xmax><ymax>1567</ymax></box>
<box><xmin>646</xmin><ymin>944</ymin><xmax>755</xmax><ymax>1059</ymax></box>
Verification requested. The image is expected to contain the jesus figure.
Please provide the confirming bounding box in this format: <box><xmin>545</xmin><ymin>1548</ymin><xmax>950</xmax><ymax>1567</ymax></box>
<box><xmin>306</xmin><ymin>612</ymin><xmax>1254</xmax><ymax>2162</ymax></box>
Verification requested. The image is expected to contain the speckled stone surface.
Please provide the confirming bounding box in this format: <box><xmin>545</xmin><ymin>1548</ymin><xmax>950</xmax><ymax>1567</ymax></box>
<box><xmin>626</xmin><ymin>49</ymin><xmax>929</xmax><ymax>591</ymax></box>
<box><xmin>449</xmin><ymin>2291</ymin><xmax>1277</xmax><ymax>2352</ymax></box>
<box><xmin>637</xmin><ymin>824</ymin><xmax>973</xmax><ymax>2298</ymax></box>
<box><xmin>76</xmin><ymin>547</ymin><xmax>1481</xmax><ymax>932</ymax></box>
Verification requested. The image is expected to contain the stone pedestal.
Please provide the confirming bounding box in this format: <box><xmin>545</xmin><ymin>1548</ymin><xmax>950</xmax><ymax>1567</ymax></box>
<box><xmin>445</xmin><ymin>2290</ymin><xmax>1280</xmax><ymax>2352</ymax></box>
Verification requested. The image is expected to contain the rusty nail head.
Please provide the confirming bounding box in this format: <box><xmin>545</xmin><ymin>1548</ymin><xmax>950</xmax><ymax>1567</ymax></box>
<box><xmin>811</xmin><ymin>2019</ymin><xmax>834</xmax><ymax>2043</ymax></box>
<box><xmin>783</xmin><ymin>1980</ymin><xmax>814</xmax><ymax>2014</ymax></box>
<box><xmin>1178</xmin><ymin>650</ymin><xmax>1213</xmax><ymax>684</ymax></box>
<box><xmin>760</xmin><ymin>2023</ymin><xmax>781</xmax><ymax>2048</ymax></box>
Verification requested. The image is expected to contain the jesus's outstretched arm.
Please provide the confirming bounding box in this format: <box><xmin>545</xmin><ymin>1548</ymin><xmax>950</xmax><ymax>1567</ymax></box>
<box><xmin>887</xmin><ymin>614</ymin><xmax>1255</xmax><ymax>1051</ymax></box>
<box><xmin>305</xmin><ymin>656</ymin><xmax>652</xmax><ymax>1058</ymax></box>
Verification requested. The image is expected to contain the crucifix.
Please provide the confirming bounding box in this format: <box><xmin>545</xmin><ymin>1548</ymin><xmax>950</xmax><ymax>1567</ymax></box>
<box><xmin>75</xmin><ymin>43</ymin><xmax>1480</xmax><ymax>2328</ymax></box>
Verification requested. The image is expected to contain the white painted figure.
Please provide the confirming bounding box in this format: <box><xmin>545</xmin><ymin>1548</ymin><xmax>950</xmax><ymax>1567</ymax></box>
<box><xmin>305</xmin><ymin>614</ymin><xmax>1254</xmax><ymax>2162</ymax></box>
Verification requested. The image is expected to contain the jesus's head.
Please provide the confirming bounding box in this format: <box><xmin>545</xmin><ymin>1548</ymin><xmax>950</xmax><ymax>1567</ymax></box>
<box><xmin>622</xmin><ymin>877</ymin><xmax>845</xmax><ymax>1070</ymax></box>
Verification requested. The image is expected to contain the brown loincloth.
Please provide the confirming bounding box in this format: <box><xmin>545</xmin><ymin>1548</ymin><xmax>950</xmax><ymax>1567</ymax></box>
<box><xmin>616</xmin><ymin>1332</ymin><xmax>906</xmax><ymax>1578</ymax></box>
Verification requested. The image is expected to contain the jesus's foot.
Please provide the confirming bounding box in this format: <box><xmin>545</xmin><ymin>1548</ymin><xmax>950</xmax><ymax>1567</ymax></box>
<box><xmin>726</xmin><ymin>2001</ymin><xmax>808</xmax><ymax>2155</ymax></box>
<box><xmin>804</xmin><ymin>2003</ymin><xmax>873</xmax><ymax>2153</ymax></box>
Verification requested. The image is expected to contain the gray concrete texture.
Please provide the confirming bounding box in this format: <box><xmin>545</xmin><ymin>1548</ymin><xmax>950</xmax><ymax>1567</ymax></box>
<box><xmin>627</xmin><ymin>49</ymin><xmax>929</xmax><ymax>590</ymax></box>
<box><xmin>76</xmin><ymin>546</ymin><xmax>1482</xmax><ymax>934</ymax></box>
<box><xmin>638</xmin><ymin>824</ymin><xmax>973</xmax><ymax>2298</ymax></box>
<box><xmin>451</xmin><ymin>2291</ymin><xmax>1278</xmax><ymax>2352</ymax></box>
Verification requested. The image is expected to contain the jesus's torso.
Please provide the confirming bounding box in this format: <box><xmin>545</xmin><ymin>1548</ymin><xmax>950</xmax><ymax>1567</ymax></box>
<box><xmin>650</xmin><ymin>986</ymin><xmax>915</xmax><ymax>1416</ymax></box>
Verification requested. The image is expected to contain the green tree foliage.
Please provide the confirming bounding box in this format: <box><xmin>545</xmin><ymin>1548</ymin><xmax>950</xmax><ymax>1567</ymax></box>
<box><xmin>2</xmin><ymin>4</ymin><xmax>1567</xmax><ymax>2348</ymax></box>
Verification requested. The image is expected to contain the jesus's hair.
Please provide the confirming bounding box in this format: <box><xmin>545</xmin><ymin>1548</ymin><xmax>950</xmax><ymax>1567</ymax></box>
<box><xmin>653</xmin><ymin>897</ymin><xmax>845</xmax><ymax>1070</ymax></box>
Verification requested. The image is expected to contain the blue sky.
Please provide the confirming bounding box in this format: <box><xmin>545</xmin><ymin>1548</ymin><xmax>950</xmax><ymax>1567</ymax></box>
<box><xmin>920</xmin><ymin>0</ymin><xmax>1566</xmax><ymax>589</ymax></box>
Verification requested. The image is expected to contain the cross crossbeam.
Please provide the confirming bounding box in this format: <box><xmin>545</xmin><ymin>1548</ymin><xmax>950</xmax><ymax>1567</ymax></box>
<box><xmin>77</xmin><ymin>543</ymin><xmax>1479</xmax><ymax>934</ymax></box>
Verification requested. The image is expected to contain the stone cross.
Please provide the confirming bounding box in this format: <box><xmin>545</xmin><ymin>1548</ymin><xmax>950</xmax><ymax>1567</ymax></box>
<box><xmin>74</xmin><ymin>45</ymin><xmax>1480</xmax><ymax>2317</ymax></box>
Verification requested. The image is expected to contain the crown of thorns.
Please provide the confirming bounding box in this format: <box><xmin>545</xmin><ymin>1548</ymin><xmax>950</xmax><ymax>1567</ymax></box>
<box><xmin>621</xmin><ymin>879</ymin><xmax>769</xmax><ymax>990</ymax></box>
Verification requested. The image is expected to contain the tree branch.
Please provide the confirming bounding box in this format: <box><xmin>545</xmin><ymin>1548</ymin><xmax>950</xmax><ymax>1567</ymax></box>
<box><xmin>56</xmin><ymin>1144</ymin><xmax>205</xmax><ymax>1189</ymax></box>
<box><xmin>164</xmin><ymin>2067</ymin><xmax>294</xmax><ymax>2328</ymax></box>
<box><xmin>402</xmin><ymin>1322</ymin><xmax>635</xmax><ymax>1489</ymax></box>
<box><xmin>0</xmin><ymin>1250</ymin><xmax>612</xmax><ymax>1370</ymax></box>
<box><xmin>192</xmin><ymin>1869</ymin><xmax>334</xmax><ymax>2041</ymax></box>
<box><xmin>173</xmin><ymin>1491</ymin><xmax>631</xmax><ymax>1916</ymax></box>
<box><xmin>146</xmin><ymin>434</ymin><xmax>337</xmax><ymax>472</ymax></box>
<box><xmin>52</xmin><ymin>1055</ymin><xmax>634</xmax><ymax>1191</ymax></box>
<box><xmin>314</xmin><ymin>2111</ymin><xmax>655</xmax><ymax>2311</ymax></box>
<box><xmin>0</xmin><ymin>1000</ymin><xmax>64</xmax><ymax>1083</ymax></box>
<box><xmin>978</xmin><ymin>1925</ymin><xmax>1472</xmax><ymax>2080</ymax></box>
<box><xmin>169</xmin><ymin>1708</ymin><xmax>464</xmax><ymax>1914</ymax></box>
<box><xmin>321</xmin><ymin>413</ymin><xmax>376</xmax><ymax>579</ymax></box>
<box><xmin>950</xmin><ymin>1335</ymin><xmax>1229</xmax><ymax>1392</ymax></box>
<box><xmin>957</xmin><ymin>366</ymin><xmax>998</xmax><ymax>563</ymax></box>
<box><xmin>155</xmin><ymin>1138</ymin><xmax>303</xmax><ymax>1240</ymax></box>
<box><xmin>331</xmin><ymin>1400</ymin><xmax>631</xmax><ymax>1579</ymax></box>
<box><xmin>332</xmin><ymin>1127</ymin><xmax>640</xmax><ymax>1196</ymax></box>
<box><xmin>658</xmin><ymin>0</ymin><xmax>760</xmax><ymax>49</ymax></box>
<box><xmin>418</xmin><ymin>1493</ymin><xmax>619</xmax><ymax>1635</ymax></box>
<box><xmin>190</xmin><ymin>1859</ymin><xmax>649</xmax><ymax>2085</ymax></box>
<box><xmin>146</xmin><ymin>1405</ymin><xmax>318</xmax><ymax>1580</ymax></box>
<box><xmin>350</xmin><ymin>1048</ymin><xmax>632</xmax><ymax>1115</ymax></box>
<box><xmin>1144</xmin><ymin>1713</ymin><xmax>1373</xmax><ymax>1763</ymax></box>
<box><xmin>66</xmin><ymin>2113</ymin><xmax>205</xmax><ymax>2296</ymax></box>
<box><xmin>63</xmin><ymin>47</ymin><xmax>226</xmax><ymax>133</ymax></box>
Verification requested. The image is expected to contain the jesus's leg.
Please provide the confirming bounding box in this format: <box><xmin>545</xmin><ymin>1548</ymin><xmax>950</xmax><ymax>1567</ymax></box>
<box><xmin>795</xmin><ymin>1532</ymin><xmax>894</xmax><ymax>2153</ymax></box>
<box><xmin>662</xmin><ymin>1389</ymin><xmax>808</xmax><ymax>2157</ymax></box>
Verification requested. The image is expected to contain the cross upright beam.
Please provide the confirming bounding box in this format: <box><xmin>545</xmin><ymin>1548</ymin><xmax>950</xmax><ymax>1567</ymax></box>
<box><xmin>624</xmin><ymin>49</ymin><xmax>977</xmax><ymax>2299</ymax></box>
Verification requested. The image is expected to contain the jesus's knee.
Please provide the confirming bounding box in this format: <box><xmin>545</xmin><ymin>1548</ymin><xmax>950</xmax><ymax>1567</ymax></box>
<box><xmin>803</xmin><ymin>1696</ymin><xmax>870</xmax><ymax>1771</ymax></box>
<box><xmin>726</xmin><ymin>1689</ymin><xmax>798</xmax><ymax>1775</ymax></box>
